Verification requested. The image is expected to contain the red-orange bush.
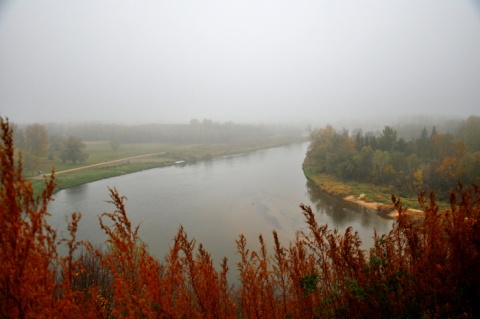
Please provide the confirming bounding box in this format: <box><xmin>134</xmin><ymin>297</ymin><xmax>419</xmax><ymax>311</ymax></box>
<box><xmin>0</xmin><ymin>118</ymin><xmax>99</xmax><ymax>318</ymax></box>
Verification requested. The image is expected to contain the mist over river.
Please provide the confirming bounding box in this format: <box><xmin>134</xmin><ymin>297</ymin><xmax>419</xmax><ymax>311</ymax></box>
<box><xmin>48</xmin><ymin>143</ymin><xmax>393</xmax><ymax>265</ymax></box>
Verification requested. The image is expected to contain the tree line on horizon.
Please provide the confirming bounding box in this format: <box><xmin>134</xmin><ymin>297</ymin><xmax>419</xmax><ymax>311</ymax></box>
<box><xmin>2</xmin><ymin>117</ymin><xmax>480</xmax><ymax>318</ymax></box>
<box><xmin>15</xmin><ymin>119</ymin><xmax>303</xmax><ymax>145</ymax></box>
<box><xmin>304</xmin><ymin>115</ymin><xmax>480</xmax><ymax>200</ymax></box>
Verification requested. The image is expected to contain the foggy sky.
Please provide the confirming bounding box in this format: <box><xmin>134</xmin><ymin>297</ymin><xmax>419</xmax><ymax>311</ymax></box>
<box><xmin>1</xmin><ymin>0</ymin><xmax>480</xmax><ymax>125</ymax></box>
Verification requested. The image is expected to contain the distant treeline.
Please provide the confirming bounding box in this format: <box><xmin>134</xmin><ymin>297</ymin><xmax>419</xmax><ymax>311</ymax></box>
<box><xmin>40</xmin><ymin>119</ymin><xmax>303</xmax><ymax>144</ymax></box>
<box><xmin>304</xmin><ymin>115</ymin><xmax>480</xmax><ymax>199</ymax></box>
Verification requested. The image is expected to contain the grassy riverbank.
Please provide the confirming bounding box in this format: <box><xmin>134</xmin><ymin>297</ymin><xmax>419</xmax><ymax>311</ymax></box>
<box><xmin>302</xmin><ymin>166</ymin><xmax>430</xmax><ymax>219</ymax></box>
<box><xmin>30</xmin><ymin>136</ymin><xmax>306</xmax><ymax>193</ymax></box>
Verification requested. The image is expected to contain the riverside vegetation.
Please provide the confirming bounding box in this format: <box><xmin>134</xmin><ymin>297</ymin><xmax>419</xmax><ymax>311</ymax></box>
<box><xmin>1</xmin><ymin>118</ymin><xmax>480</xmax><ymax>318</ymax></box>
<box><xmin>303</xmin><ymin>118</ymin><xmax>480</xmax><ymax>212</ymax></box>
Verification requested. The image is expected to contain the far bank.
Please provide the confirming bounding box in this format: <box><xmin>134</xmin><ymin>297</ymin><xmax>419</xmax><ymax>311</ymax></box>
<box><xmin>31</xmin><ymin>136</ymin><xmax>306</xmax><ymax>194</ymax></box>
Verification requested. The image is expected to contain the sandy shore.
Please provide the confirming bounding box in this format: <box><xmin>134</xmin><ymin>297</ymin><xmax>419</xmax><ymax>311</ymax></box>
<box><xmin>344</xmin><ymin>194</ymin><xmax>424</xmax><ymax>220</ymax></box>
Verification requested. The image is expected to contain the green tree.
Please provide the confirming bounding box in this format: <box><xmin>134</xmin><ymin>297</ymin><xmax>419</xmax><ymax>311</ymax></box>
<box><xmin>372</xmin><ymin>150</ymin><xmax>394</xmax><ymax>183</ymax></box>
<box><xmin>305</xmin><ymin>125</ymin><xmax>337</xmax><ymax>172</ymax></box>
<box><xmin>49</xmin><ymin>134</ymin><xmax>65</xmax><ymax>152</ymax></box>
<box><xmin>61</xmin><ymin>136</ymin><xmax>89</xmax><ymax>164</ymax></box>
<box><xmin>48</xmin><ymin>134</ymin><xmax>65</xmax><ymax>160</ymax></box>
<box><xmin>378</xmin><ymin>126</ymin><xmax>397</xmax><ymax>151</ymax></box>
<box><xmin>352</xmin><ymin>146</ymin><xmax>373</xmax><ymax>179</ymax></box>
<box><xmin>420</xmin><ymin>127</ymin><xmax>428</xmax><ymax>140</ymax></box>
<box><xmin>460</xmin><ymin>151</ymin><xmax>480</xmax><ymax>185</ymax></box>
<box><xmin>458</xmin><ymin>115</ymin><xmax>480</xmax><ymax>152</ymax></box>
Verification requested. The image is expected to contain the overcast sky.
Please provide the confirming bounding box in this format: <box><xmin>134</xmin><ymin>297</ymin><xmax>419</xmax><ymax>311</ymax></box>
<box><xmin>1</xmin><ymin>0</ymin><xmax>479</xmax><ymax>125</ymax></box>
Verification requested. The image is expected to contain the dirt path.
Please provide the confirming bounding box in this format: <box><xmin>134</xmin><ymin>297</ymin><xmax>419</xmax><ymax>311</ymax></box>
<box><xmin>32</xmin><ymin>152</ymin><xmax>166</xmax><ymax>179</ymax></box>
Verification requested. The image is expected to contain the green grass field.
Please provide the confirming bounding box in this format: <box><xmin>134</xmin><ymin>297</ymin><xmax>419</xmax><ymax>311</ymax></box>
<box><xmin>28</xmin><ymin>141</ymin><xmax>166</xmax><ymax>174</ymax></box>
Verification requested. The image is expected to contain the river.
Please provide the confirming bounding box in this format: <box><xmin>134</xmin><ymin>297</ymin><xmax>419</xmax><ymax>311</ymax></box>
<box><xmin>48</xmin><ymin>142</ymin><xmax>393</xmax><ymax>266</ymax></box>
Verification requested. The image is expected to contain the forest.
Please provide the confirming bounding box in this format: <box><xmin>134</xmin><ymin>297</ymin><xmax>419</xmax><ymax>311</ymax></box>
<box><xmin>2</xmin><ymin>116</ymin><xmax>480</xmax><ymax>318</ymax></box>
<box><xmin>304</xmin><ymin>116</ymin><xmax>480</xmax><ymax>200</ymax></box>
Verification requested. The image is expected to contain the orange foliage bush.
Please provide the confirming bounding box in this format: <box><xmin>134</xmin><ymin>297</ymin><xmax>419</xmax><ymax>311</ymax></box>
<box><xmin>1</xmin><ymin>117</ymin><xmax>479</xmax><ymax>318</ymax></box>
<box><xmin>0</xmin><ymin>118</ymin><xmax>98</xmax><ymax>318</ymax></box>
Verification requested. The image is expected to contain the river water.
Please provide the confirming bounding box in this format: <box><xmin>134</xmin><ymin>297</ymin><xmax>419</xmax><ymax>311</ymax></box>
<box><xmin>48</xmin><ymin>142</ymin><xmax>393</xmax><ymax>265</ymax></box>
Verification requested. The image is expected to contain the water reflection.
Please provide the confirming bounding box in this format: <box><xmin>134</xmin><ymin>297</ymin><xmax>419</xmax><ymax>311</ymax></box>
<box><xmin>63</xmin><ymin>183</ymin><xmax>89</xmax><ymax>199</ymax></box>
<box><xmin>306</xmin><ymin>180</ymin><xmax>359</xmax><ymax>227</ymax></box>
